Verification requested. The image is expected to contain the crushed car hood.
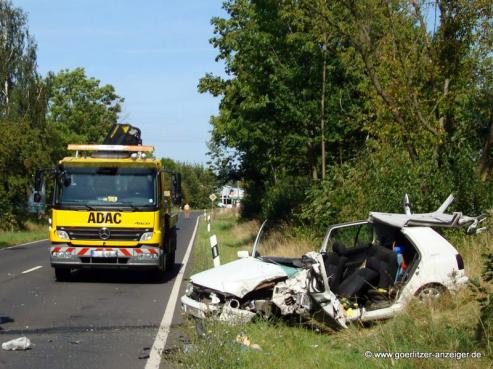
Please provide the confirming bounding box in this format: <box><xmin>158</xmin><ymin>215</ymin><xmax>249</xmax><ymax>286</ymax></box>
<box><xmin>190</xmin><ymin>257</ymin><xmax>296</xmax><ymax>298</ymax></box>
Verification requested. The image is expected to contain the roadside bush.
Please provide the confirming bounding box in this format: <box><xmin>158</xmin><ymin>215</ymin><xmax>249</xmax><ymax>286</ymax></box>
<box><xmin>299</xmin><ymin>144</ymin><xmax>493</xmax><ymax>233</ymax></box>
<box><xmin>259</xmin><ymin>176</ymin><xmax>310</xmax><ymax>223</ymax></box>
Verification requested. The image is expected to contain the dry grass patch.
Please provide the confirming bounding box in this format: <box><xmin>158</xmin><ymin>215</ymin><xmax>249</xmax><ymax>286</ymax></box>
<box><xmin>260</xmin><ymin>229</ymin><xmax>317</xmax><ymax>257</ymax></box>
<box><xmin>231</xmin><ymin>219</ymin><xmax>259</xmax><ymax>241</ymax></box>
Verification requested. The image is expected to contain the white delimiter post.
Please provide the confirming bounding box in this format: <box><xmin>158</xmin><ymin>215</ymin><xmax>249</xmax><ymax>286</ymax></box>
<box><xmin>207</xmin><ymin>215</ymin><xmax>211</xmax><ymax>233</ymax></box>
<box><xmin>210</xmin><ymin>234</ymin><xmax>220</xmax><ymax>267</ymax></box>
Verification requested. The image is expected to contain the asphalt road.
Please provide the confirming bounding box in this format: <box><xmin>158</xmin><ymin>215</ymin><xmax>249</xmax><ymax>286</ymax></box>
<box><xmin>0</xmin><ymin>211</ymin><xmax>200</xmax><ymax>369</ymax></box>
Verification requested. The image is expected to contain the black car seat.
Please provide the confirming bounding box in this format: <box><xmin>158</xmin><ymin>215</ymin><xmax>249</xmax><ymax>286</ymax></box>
<box><xmin>322</xmin><ymin>250</ymin><xmax>348</xmax><ymax>293</ymax></box>
<box><xmin>332</xmin><ymin>242</ymin><xmax>371</xmax><ymax>281</ymax></box>
<box><xmin>367</xmin><ymin>245</ymin><xmax>398</xmax><ymax>289</ymax></box>
<box><xmin>337</xmin><ymin>257</ymin><xmax>380</xmax><ymax>298</ymax></box>
<box><xmin>336</xmin><ymin>246</ymin><xmax>398</xmax><ymax>299</ymax></box>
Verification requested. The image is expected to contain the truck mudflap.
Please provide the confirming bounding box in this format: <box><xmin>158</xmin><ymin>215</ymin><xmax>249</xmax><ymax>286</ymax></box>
<box><xmin>50</xmin><ymin>245</ymin><xmax>161</xmax><ymax>267</ymax></box>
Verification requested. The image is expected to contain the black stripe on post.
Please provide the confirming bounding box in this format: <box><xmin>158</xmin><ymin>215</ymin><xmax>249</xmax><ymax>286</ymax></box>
<box><xmin>211</xmin><ymin>245</ymin><xmax>219</xmax><ymax>259</ymax></box>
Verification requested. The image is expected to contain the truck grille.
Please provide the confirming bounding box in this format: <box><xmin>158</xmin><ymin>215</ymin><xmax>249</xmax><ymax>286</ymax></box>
<box><xmin>58</xmin><ymin>227</ymin><xmax>150</xmax><ymax>241</ymax></box>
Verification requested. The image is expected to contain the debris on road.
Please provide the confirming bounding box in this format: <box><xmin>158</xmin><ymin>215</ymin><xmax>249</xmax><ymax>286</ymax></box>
<box><xmin>2</xmin><ymin>337</ymin><xmax>32</xmax><ymax>351</ymax></box>
<box><xmin>138</xmin><ymin>346</ymin><xmax>150</xmax><ymax>360</ymax></box>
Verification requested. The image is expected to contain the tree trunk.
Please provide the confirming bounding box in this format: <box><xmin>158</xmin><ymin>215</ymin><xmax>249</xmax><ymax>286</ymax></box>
<box><xmin>320</xmin><ymin>42</ymin><xmax>327</xmax><ymax>180</ymax></box>
<box><xmin>479</xmin><ymin>109</ymin><xmax>493</xmax><ymax>181</ymax></box>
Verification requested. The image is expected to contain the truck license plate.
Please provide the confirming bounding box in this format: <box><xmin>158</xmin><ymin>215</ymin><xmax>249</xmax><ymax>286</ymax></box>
<box><xmin>91</xmin><ymin>250</ymin><xmax>118</xmax><ymax>257</ymax></box>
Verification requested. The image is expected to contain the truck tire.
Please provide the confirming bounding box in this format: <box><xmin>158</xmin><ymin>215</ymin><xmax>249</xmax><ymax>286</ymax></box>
<box><xmin>54</xmin><ymin>267</ymin><xmax>71</xmax><ymax>281</ymax></box>
<box><xmin>166</xmin><ymin>227</ymin><xmax>177</xmax><ymax>270</ymax></box>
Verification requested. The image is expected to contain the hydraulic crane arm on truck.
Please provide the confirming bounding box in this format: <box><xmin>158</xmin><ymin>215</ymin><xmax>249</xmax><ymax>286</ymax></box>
<box><xmin>32</xmin><ymin>124</ymin><xmax>183</xmax><ymax>281</ymax></box>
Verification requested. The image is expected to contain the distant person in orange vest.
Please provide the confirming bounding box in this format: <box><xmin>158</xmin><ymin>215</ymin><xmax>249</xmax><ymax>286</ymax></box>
<box><xmin>183</xmin><ymin>203</ymin><xmax>191</xmax><ymax>219</ymax></box>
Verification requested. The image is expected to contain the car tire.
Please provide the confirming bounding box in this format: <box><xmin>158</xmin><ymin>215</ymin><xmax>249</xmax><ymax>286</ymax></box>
<box><xmin>416</xmin><ymin>284</ymin><xmax>447</xmax><ymax>303</ymax></box>
<box><xmin>54</xmin><ymin>267</ymin><xmax>71</xmax><ymax>281</ymax></box>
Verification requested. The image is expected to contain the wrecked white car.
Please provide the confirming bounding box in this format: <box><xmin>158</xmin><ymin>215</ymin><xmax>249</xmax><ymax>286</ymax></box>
<box><xmin>181</xmin><ymin>195</ymin><xmax>485</xmax><ymax>328</ymax></box>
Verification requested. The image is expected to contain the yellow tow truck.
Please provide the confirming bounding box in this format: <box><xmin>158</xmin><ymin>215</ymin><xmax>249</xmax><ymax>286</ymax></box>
<box><xmin>32</xmin><ymin>124</ymin><xmax>182</xmax><ymax>281</ymax></box>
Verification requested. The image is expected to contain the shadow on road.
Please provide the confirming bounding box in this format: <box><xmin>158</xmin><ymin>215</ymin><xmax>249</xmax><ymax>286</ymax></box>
<box><xmin>55</xmin><ymin>263</ymin><xmax>184</xmax><ymax>284</ymax></box>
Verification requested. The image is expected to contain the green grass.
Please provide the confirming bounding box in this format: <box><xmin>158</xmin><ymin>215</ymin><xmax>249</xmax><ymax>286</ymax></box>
<box><xmin>0</xmin><ymin>222</ymin><xmax>48</xmax><ymax>248</ymax></box>
<box><xmin>189</xmin><ymin>210</ymin><xmax>255</xmax><ymax>275</ymax></box>
<box><xmin>172</xmin><ymin>211</ymin><xmax>493</xmax><ymax>369</ymax></box>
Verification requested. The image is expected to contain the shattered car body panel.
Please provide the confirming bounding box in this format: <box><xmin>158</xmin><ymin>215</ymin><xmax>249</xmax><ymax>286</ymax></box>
<box><xmin>181</xmin><ymin>194</ymin><xmax>484</xmax><ymax>327</ymax></box>
<box><xmin>190</xmin><ymin>257</ymin><xmax>297</xmax><ymax>298</ymax></box>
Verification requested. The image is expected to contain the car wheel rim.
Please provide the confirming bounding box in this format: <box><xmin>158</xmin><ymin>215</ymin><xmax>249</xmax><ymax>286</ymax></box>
<box><xmin>418</xmin><ymin>287</ymin><xmax>442</xmax><ymax>302</ymax></box>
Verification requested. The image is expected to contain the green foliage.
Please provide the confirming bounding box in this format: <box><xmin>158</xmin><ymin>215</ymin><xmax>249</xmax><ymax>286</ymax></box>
<box><xmin>161</xmin><ymin>158</ymin><xmax>217</xmax><ymax>209</ymax></box>
<box><xmin>259</xmin><ymin>176</ymin><xmax>310</xmax><ymax>222</ymax></box>
<box><xmin>46</xmin><ymin>67</ymin><xmax>124</xmax><ymax>160</ymax></box>
<box><xmin>478</xmin><ymin>251</ymin><xmax>493</xmax><ymax>351</ymax></box>
<box><xmin>202</xmin><ymin>0</ymin><xmax>493</xmax><ymax>228</ymax></box>
<box><xmin>0</xmin><ymin>0</ymin><xmax>51</xmax><ymax>229</ymax></box>
<box><xmin>200</xmin><ymin>0</ymin><xmax>367</xmax><ymax>206</ymax></box>
<box><xmin>0</xmin><ymin>1</ymin><xmax>125</xmax><ymax>229</ymax></box>
<box><xmin>300</xmin><ymin>143</ymin><xmax>493</xmax><ymax>233</ymax></box>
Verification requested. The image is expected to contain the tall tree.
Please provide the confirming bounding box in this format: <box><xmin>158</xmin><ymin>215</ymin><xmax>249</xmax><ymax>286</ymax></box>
<box><xmin>161</xmin><ymin>158</ymin><xmax>217</xmax><ymax>208</ymax></box>
<box><xmin>46</xmin><ymin>67</ymin><xmax>124</xmax><ymax>159</ymax></box>
<box><xmin>0</xmin><ymin>0</ymin><xmax>51</xmax><ymax>229</ymax></box>
<box><xmin>200</xmin><ymin>0</ymin><xmax>366</xmax><ymax>218</ymax></box>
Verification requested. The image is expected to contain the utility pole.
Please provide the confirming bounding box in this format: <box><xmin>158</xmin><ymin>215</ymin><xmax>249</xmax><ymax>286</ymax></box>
<box><xmin>320</xmin><ymin>36</ymin><xmax>327</xmax><ymax>180</ymax></box>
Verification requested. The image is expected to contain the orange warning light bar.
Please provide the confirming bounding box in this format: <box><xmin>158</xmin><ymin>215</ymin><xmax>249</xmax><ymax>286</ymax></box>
<box><xmin>67</xmin><ymin>144</ymin><xmax>154</xmax><ymax>152</ymax></box>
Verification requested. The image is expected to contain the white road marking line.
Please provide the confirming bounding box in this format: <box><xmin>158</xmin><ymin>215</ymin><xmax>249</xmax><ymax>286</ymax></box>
<box><xmin>21</xmin><ymin>266</ymin><xmax>43</xmax><ymax>274</ymax></box>
<box><xmin>1</xmin><ymin>238</ymin><xmax>48</xmax><ymax>251</ymax></box>
<box><xmin>145</xmin><ymin>215</ymin><xmax>201</xmax><ymax>369</ymax></box>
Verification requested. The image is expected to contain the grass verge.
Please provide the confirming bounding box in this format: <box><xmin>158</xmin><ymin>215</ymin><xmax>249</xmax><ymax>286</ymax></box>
<box><xmin>0</xmin><ymin>221</ymin><xmax>48</xmax><ymax>248</ymax></box>
<box><xmin>172</xmin><ymin>210</ymin><xmax>492</xmax><ymax>369</ymax></box>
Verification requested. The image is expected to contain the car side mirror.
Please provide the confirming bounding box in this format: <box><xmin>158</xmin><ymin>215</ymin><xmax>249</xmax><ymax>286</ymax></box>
<box><xmin>237</xmin><ymin>250</ymin><xmax>250</xmax><ymax>259</ymax></box>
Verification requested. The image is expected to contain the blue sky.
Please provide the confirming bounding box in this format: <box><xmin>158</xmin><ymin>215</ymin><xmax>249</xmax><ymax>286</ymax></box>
<box><xmin>14</xmin><ymin>0</ymin><xmax>226</xmax><ymax>164</ymax></box>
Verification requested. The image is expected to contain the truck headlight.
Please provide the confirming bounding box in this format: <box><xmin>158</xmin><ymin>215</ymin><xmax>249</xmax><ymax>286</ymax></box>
<box><xmin>56</xmin><ymin>230</ymin><xmax>70</xmax><ymax>240</ymax></box>
<box><xmin>140</xmin><ymin>232</ymin><xmax>154</xmax><ymax>241</ymax></box>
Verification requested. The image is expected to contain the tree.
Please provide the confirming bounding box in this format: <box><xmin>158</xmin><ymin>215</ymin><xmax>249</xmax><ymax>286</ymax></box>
<box><xmin>0</xmin><ymin>0</ymin><xmax>51</xmax><ymax>229</ymax></box>
<box><xmin>46</xmin><ymin>67</ymin><xmax>124</xmax><ymax>159</ymax></box>
<box><xmin>161</xmin><ymin>158</ymin><xmax>217</xmax><ymax>209</ymax></box>
<box><xmin>200</xmin><ymin>0</ymin><xmax>366</xmax><ymax>218</ymax></box>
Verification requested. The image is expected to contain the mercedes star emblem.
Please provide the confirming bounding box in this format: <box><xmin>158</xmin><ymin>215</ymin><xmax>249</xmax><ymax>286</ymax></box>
<box><xmin>99</xmin><ymin>228</ymin><xmax>111</xmax><ymax>240</ymax></box>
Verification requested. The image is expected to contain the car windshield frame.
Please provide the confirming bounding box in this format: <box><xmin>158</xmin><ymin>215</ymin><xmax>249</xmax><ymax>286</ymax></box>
<box><xmin>320</xmin><ymin>220</ymin><xmax>371</xmax><ymax>252</ymax></box>
<box><xmin>54</xmin><ymin>166</ymin><xmax>158</xmax><ymax>211</ymax></box>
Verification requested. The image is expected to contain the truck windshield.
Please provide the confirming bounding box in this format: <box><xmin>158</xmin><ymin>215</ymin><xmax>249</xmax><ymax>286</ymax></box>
<box><xmin>55</xmin><ymin>167</ymin><xmax>157</xmax><ymax>209</ymax></box>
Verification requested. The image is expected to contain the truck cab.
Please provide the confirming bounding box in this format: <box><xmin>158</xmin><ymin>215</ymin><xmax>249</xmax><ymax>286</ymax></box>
<box><xmin>34</xmin><ymin>125</ymin><xmax>182</xmax><ymax>281</ymax></box>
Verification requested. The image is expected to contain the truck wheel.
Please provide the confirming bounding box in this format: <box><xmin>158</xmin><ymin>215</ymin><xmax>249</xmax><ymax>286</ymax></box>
<box><xmin>166</xmin><ymin>228</ymin><xmax>177</xmax><ymax>270</ymax></box>
<box><xmin>54</xmin><ymin>267</ymin><xmax>71</xmax><ymax>281</ymax></box>
<box><xmin>151</xmin><ymin>268</ymin><xmax>165</xmax><ymax>282</ymax></box>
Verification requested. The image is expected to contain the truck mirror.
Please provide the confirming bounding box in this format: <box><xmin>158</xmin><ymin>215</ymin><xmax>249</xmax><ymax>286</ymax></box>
<box><xmin>171</xmin><ymin>172</ymin><xmax>182</xmax><ymax>206</ymax></box>
<box><xmin>33</xmin><ymin>192</ymin><xmax>42</xmax><ymax>203</ymax></box>
<box><xmin>63</xmin><ymin>172</ymin><xmax>71</xmax><ymax>187</ymax></box>
<box><xmin>34</xmin><ymin>170</ymin><xmax>44</xmax><ymax>192</ymax></box>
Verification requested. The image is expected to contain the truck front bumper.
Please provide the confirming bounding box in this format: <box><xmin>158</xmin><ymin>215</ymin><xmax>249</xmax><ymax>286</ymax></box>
<box><xmin>50</xmin><ymin>244</ymin><xmax>161</xmax><ymax>269</ymax></box>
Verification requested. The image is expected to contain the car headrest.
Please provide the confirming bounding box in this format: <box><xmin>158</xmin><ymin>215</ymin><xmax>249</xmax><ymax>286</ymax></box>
<box><xmin>366</xmin><ymin>256</ymin><xmax>380</xmax><ymax>271</ymax></box>
<box><xmin>332</xmin><ymin>242</ymin><xmax>347</xmax><ymax>255</ymax></box>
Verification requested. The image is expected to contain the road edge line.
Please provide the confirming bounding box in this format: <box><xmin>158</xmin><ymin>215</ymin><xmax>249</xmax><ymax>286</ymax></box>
<box><xmin>0</xmin><ymin>238</ymin><xmax>48</xmax><ymax>251</ymax></box>
<box><xmin>145</xmin><ymin>214</ymin><xmax>201</xmax><ymax>369</ymax></box>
